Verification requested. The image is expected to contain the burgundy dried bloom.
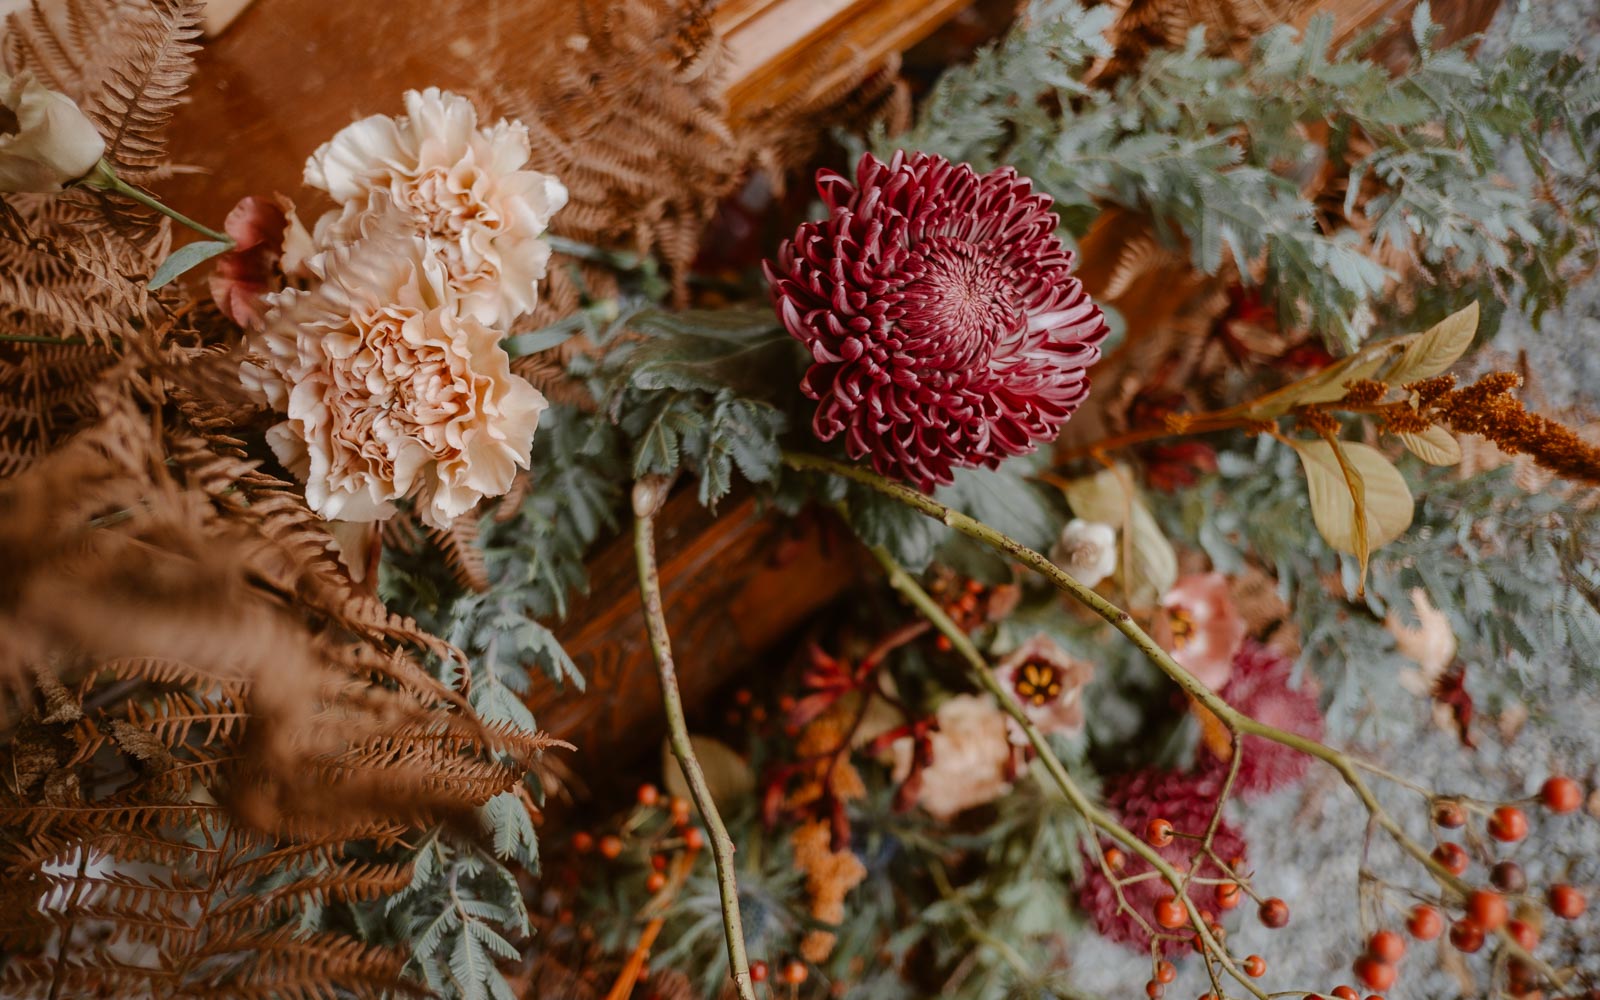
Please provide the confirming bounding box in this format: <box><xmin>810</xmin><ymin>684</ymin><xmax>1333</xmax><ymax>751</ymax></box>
<box><xmin>1077</xmin><ymin>768</ymin><xmax>1248</xmax><ymax>956</ymax></box>
<box><xmin>1199</xmin><ymin>640</ymin><xmax>1325</xmax><ymax>798</ymax></box>
<box><xmin>765</xmin><ymin>151</ymin><xmax>1107</xmax><ymax>489</ymax></box>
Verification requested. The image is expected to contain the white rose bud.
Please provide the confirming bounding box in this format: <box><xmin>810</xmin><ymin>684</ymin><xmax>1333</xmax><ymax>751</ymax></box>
<box><xmin>0</xmin><ymin>72</ymin><xmax>106</xmax><ymax>193</ymax></box>
<box><xmin>1050</xmin><ymin>518</ymin><xmax>1118</xmax><ymax>588</ymax></box>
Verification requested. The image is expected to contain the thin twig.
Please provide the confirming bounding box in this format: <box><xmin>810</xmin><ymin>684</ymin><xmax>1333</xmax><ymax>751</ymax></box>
<box><xmin>633</xmin><ymin>478</ymin><xmax>756</xmax><ymax>1000</ymax></box>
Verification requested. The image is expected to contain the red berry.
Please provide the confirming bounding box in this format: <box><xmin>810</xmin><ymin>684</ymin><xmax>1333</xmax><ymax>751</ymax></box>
<box><xmin>1147</xmin><ymin>818</ymin><xmax>1175</xmax><ymax>847</ymax></box>
<box><xmin>1432</xmin><ymin>842</ymin><xmax>1470</xmax><ymax>875</ymax></box>
<box><xmin>1354</xmin><ymin>957</ymin><xmax>1397</xmax><ymax>991</ymax></box>
<box><xmin>651</xmin><ymin>854</ymin><xmax>668</xmax><ymax>871</ymax></box>
<box><xmin>1155</xmin><ymin>960</ymin><xmax>1176</xmax><ymax>984</ymax></box>
<box><xmin>571</xmin><ymin>831</ymin><xmax>594</xmax><ymax>854</ymax></box>
<box><xmin>750</xmin><ymin>960</ymin><xmax>769</xmax><ymax>983</ymax></box>
<box><xmin>1217</xmin><ymin>882</ymin><xmax>1242</xmax><ymax>910</ymax></box>
<box><xmin>598</xmin><ymin>835</ymin><xmax>624</xmax><ymax>860</ymax></box>
<box><xmin>1106</xmin><ymin>848</ymin><xmax>1127</xmax><ymax>872</ymax></box>
<box><xmin>1259</xmin><ymin>897</ymin><xmax>1290</xmax><ymax>928</ymax></box>
<box><xmin>637</xmin><ymin>783</ymin><xmax>660</xmax><ymax>807</ymax></box>
<box><xmin>1449</xmin><ymin>919</ymin><xmax>1485</xmax><ymax>953</ymax></box>
<box><xmin>1406</xmin><ymin>904</ymin><xmax>1443</xmax><ymax>941</ymax></box>
<box><xmin>1507</xmin><ymin>919</ymin><xmax>1538</xmax><ymax>950</ymax></box>
<box><xmin>1541</xmin><ymin>776</ymin><xmax>1583</xmax><ymax>814</ymax></box>
<box><xmin>1155</xmin><ymin>895</ymin><xmax>1188</xmax><ymax>929</ymax></box>
<box><xmin>782</xmin><ymin>960</ymin><xmax>808</xmax><ymax>985</ymax></box>
<box><xmin>1243</xmin><ymin>955</ymin><xmax>1267</xmax><ymax>978</ymax></box>
<box><xmin>1489</xmin><ymin>806</ymin><xmax>1529</xmax><ymax>843</ymax></box>
<box><xmin>1491</xmin><ymin>860</ymin><xmax>1528</xmax><ymax>893</ymax></box>
<box><xmin>1145</xmin><ymin>980</ymin><xmax>1164</xmax><ymax>999</ymax></box>
<box><xmin>1368</xmin><ymin>930</ymin><xmax>1406</xmax><ymax>963</ymax></box>
<box><xmin>683</xmin><ymin>827</ymin><xmax>706</xmax><ymax>852</ymax></box>
<box><xmin>1468</xmin><ymin>890</ymin><xmax>1508</xmax><ymax>931</ymax></box>
<box><xmin>645</xmin><ymin>871</ymin><xmax>667</xmax><ymax>893</ymax></box>
<box><xmin>1550</xmin><ymin>883</ymin><xmax>1588</xmax><ymax>919</ymax></box>
<box><xmin>670</xmin><ymin>797</ymin><xmax>692</xmax><ymax>825</ymax></box>
<box><xmin>1433</xmin><ymin>801</ymin><xmax>1466</xmax><ymax>828</ymax></box>
<box><xmin>1333</xmin><ymin>987</ymin><xmax>1361</xmax><ymax>1000</ymax></box>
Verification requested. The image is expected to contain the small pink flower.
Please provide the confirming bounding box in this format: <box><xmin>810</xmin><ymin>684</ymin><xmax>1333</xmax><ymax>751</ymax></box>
<box><xmin>994</xmin><ymin>633</ymin><xmax>1094</xmax><ymax>745</ymax></box>
<box><xmin>209</xmin><ymin>194</ymin><xmax>313</xmax><ymax>329</ymax></box>
<box><xmin>1160</xmin><ymin>573</ymin><xmax>1246</xmax><ymax>690</ymax></box>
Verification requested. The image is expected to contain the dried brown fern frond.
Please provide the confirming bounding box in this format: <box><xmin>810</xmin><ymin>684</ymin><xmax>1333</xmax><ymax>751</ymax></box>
<box><xmin>4</xmin><ymin>0</ymin><xmax>203</xmax><ymax>253</ymax></box>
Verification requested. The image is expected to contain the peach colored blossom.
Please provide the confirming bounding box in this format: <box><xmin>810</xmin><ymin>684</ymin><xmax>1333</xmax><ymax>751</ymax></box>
<box><xmin>245</xmin><ymin>230</ymin><xmax>545</xmax><ymax>529</ymax></box>
<box><xmin>304</xmin><ymin>87</ymin><xmax>566</xmax><ymax>327</ymax></box>
<box><xmin>890</xmin><ymin>694</ymin><xmax>1012</xmax><ymax>820</ymax></box>
<box><xmin>1159</xmin><ymin>572</ymin><xmax>1246</xmax><ymax>691</ymax></box>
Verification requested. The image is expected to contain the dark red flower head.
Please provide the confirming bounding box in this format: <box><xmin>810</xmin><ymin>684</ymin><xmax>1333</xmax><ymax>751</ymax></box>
<box><xmin>1199</xmin><ymin>640</ymin><xmax>1326</xmax><ymax>799</ymax></box>
<box><xmin>1077</xmin><ymin>768</ymin><xmax>1248</xmax><ymax>956</ymax></box>
<box><xmin>765</xmin><ymin>151</ymin><xmax>1107</xmax><ymax>490</ymax></box>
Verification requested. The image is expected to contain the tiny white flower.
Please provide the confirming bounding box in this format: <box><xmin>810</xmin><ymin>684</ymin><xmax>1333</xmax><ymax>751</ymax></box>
<box><xmin>0</xmin><ymin>72</ymin><xmax>105</xmax><ymax>193</ymax></box>
<box><xmin>1050</xmin><ymin>518</ymin><xmax>1118</xmax><ymax>587</ymax></box>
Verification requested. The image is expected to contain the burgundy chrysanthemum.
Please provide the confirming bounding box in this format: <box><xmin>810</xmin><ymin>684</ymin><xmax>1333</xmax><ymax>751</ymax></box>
<box><xmin>765</xmin><ymin>151</ymin><xmax>1107</xmax><ymax>490</ymax></box>
<box><xmin>1077</xmin><ymin>768</ymin><xmax>1248</xmax><ymax>956</ymax></box>
<box><xmin>1200</xmin><ymin>640</ymin><xmax>1326</xmax><ymax>799</ymax></box>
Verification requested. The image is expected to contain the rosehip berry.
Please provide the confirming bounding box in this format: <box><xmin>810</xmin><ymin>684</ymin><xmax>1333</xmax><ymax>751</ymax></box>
<box><xmin>1243</xmin><ymin>955</ymin><xmax>1267</xmax><ymax>978</ymax></box>
<box><xmin>651</xmin><ymin>854</ymin><xmax>667</xmax><ymax>872</ymax></box>
<box><xmin>645</xmin><ymin>871</ymin><xmax>667</xmax><ymax>893</ymax></box>
<box><xmin>1432</xmin><ymin>842</ymin><xmax>1470</xmax><ymax>875</ymax></box>
<box><xmin>1106</xmin><ymin>848</ymin><xmax>1127</xmax><ymax>872</ymax></box>
<box><xmin>1155</xmin><ymin>960</ymin><xmax>1176</xmax><ymax>984</ymax></box>
<box><xmin>1491</xmin><ymin>860</ymin><xmax>1528</xmax><ymax>893</ymax></box>
<box><xmin>683</xmin><ymin>827</ymin><xmax>706</xmax><ymax>852</ymax></box>
<box><xmin>1449</xmin><ymin>918</ymin><xmax>1485</xmax><ymax>953</ymax></box>
<box><xmin>571</xmin><ymin>831</ymin><xmax>594</xmax><ymax>854</ymax></box>
<box><xmin>782</xmin><ymin>960</ymin><xmax>808</xmax><ymax>985</ymax></box>
<box><xmin>1549</xmin><ymin>883</ymin><xmax>1588</xmax><ymax>919</ymax></box>
<box><xmin>1507</xmin><ymin>919</ymin><xmax>1538</xmax><ymax>950</ymax></box>
<box><xmin>1406</xmin><ymin>904</ymin><xmax>1443</xmax><ymax>941</ymax></box>
<box><xmin>637</xmin><ymin>783</ymin><xmax>660</xmax><ymax>807</ymax></box>
<box><xmin>1155</xmin><ymin>895</ymin><xmax>1188</xmax><ymax>929</ymax></box>
<box><xmin>1145</xmin><ymin>980</ymin><xmax>1164</xmax><ymax>999</ymax></box>
<box><xmin>1217</xmin><ymin>882</ymin><xmax>1242</xmax><ymax>910</ymax></box>
<box><xmin>1259</xmin><ymin>897</ymin><xmax>1290</xmax><ymax>928</ymax></box>
<box><xmin>1468</xmin><ymin>889</ymin><xmax>1508</xmax><ymax>931</ymax></box>
<box><xmin>1541</xmin><ymin>775</ymin><xmax>1583</xmax><ymax>814</ymax></box>
<box><xmin>1368</xmin><ymin>930</ymin><xmax>1406</xmax><ymax>963</ymax></box>
<box><xmin>1354</xmin><ymin>957</ymin><xmax>1397</xmax><ymax>991</ymax></box>
<box><xmin>670</xmin><ymin>797</ymin><xmax>692</xmax><ymax>825</ymax></box>
<box><xmin>1432</xmin><ymin>801</ymin><xmax>1466</xmax><ymax>828</ymax></box>
<box><xmin>598</xmin><ymin>835</ymin><xmax>624</xmax><ymax>860</ymax></box>
<box><xmin>1332</xmin><ymin>986</ymin><xmax>1361</xmax><ymax>1000</ymax></box>
<box><xmin>750</xmin><ymin>960</ymin><xmax>769</xmax><ymax>983</ymax></box>
<box><xmin>1147</xmin><ymin>818</ymin><xmax>1175</xmax><ymax>847</ymax></box>
<box><xmin>1489</xmin><ymin>805</ymin><xmax>1529</xmax><ymax>843</ymax></box>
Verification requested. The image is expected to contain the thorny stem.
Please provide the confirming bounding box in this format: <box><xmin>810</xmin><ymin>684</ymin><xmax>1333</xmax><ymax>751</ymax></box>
<box><xmin>787</xmin><ymin>450</ymin><xmax>1566</xmax><ymax>989</ymax></box>
<box><xmin>633</xmin><ymin>485</ymin><xmax>756</xmax><ymax>1000</ymax></box>
<box><xmin>866</xmin><ymin>540</ymin><xmax>1271</xmax><ymax>1000</ymax></box>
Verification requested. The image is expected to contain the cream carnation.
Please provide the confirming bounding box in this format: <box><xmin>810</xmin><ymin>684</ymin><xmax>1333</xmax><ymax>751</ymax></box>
<box><xmin>246</xmin><ymin>231</ymin><xmax>545</xmax><ymax>528</ymax></box>
<box><xmin>304</xmin><ymin>87</ymin><xmax>567</xmax><ymax>327</ymax></box>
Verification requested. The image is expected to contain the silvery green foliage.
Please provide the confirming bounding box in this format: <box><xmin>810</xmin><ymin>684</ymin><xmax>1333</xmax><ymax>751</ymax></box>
<box><xmin>896</xmin><ymin>0</ymin><xmax>1600</xmax><ymax>349</ymax></box>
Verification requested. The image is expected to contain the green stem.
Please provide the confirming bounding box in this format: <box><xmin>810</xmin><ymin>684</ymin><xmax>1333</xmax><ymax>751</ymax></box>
<box><xmin>633</xmin><ymin>482</ymin><xmax>756</xmax><ymax>1000</ymax></box>
<box><xmin>0</xmin><ymin>333</ymin><xmax>90</xmax><ymax>346</ymax></box>
<box><xmin>84</xmin><ymin>161</ymin><xmax>232</xmax><ymax>244</ymax></box>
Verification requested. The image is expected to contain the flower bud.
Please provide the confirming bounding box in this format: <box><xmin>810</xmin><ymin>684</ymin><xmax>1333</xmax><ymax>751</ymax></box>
<box><xmin>0</xmin><ymin>73</ymin><xmax>105</xmax><ymax>193</ymax></box>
